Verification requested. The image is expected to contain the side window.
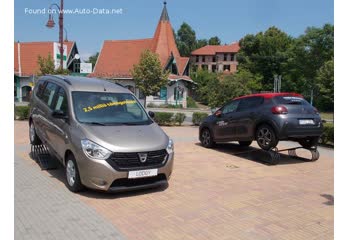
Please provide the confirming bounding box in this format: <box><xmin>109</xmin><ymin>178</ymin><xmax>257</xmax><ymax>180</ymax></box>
<box><xmin>53</xmin><ymin>87</ymin><xmax>68</xmax><ymax>114</ymax></box>
<box><xmin>222</xmin><ymin>100</ymin><xmax>239</xmax><ymax>114</ymax></box>
<box><xmin>35</xmin><ymin>81</ymin><xmax>46</xmax><ymax>99</ymax></box>
<box><xmin>41</xmin><ymin>82</ymin><xmax>58</xmax><ymax>108</ymax></box>
<box><xmin>238</xmin><ymin>97</ymin><xmax>264</xmax><ymax>111</ymax></box>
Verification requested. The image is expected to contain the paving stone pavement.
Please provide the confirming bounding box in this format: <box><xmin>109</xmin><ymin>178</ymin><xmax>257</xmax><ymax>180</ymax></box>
<box><xmin>15</xmin><ymin>143</ymin><xmax>125</xmax><ymax>240</ymax></box>
<box><xmin>15</xmin><ymin>121</ymin><xmax>334</xmax><ymax>240</ymax></box>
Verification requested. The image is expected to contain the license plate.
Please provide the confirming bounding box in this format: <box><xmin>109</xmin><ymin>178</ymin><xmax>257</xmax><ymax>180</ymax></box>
<box><xmin>299</xmin><ymin>119</ymin><xmax>315</xmax><ymax>125</ymax></box>
<box><xmin>128</xmin><ymin>169</ymin><xmax>158</xmax><ymax>179</ymax></box>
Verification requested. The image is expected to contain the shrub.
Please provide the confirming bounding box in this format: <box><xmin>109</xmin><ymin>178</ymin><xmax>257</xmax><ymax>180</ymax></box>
<box><xmin>15</xmin><ymin>106</ymin><xmax>30</xmax><ymax>120</ymax></box>
<box><xmin>147</xmin><ymin>103</ymin><xmax>157</xmax><ymax>108</ymax></box>
<box><xmin>320</xmin><ymin>123</ymin><xmax>334</xmax><ymax>144</ymax></box>
<box><xmin>153</xmin><ymin>112</ymin><xmax>174</xmax><ymax>126</ymax></box>
<box><xmin>174</xmin><ymin>113</ymin><xmax>186</xmax><ymax>126</ymax></box>
<box><xmin>157</xmin><ymin>104</ymin><xmax>183</xmax><ymax>109</ymax></box>
<box><xmin>187</xmin><ymin>96</ymin><xmax>198</xmax><ymax>108</ymax></box>
<box><xmin>192</xmin><ymin>112</ymin><xmax>209</xmax><ymax>125</ymax></box>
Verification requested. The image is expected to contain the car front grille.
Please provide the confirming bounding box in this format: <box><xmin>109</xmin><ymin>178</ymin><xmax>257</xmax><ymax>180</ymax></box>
<box><xmin>106</xmin><ymin>149</ymin><xmax>168</xmax><ymax>171</ymax></box>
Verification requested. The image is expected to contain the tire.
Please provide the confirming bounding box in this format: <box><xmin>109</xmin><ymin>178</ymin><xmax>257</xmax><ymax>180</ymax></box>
<box><xmin>200</xmin><ymin>128</ymin><xmax>215</xmax><ymax>148</ymax></box>
<box><xmin>239</xmin><ymin>141</ymin><xmax>253</xmax><ymax>147</ymax></box>
<box><xmin>29</xmin><ymin>121</ymin><xmax>42</xmax><ymax>145</ymax></box>
<box><xmin>256</xmin><ymin>124</ymin><xmax>279</xmax><ymax>151</ymax></box>
<box><xmin>298</xmin><ymin>137</ymin><xmax>319</xmax><ymax>149</ymax></box>
<box><xmin>65</xmin><ymin>154</ymin><xmax>84</xmax><ymax>192</ymax></box>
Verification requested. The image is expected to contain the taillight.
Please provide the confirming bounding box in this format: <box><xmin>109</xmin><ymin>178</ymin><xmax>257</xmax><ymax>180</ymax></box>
<box><xmin>271</xmin><ymin>105</ymin><xmax>288</xmax><ymax>114</ymax></box>
<box><xmin>313</xmin><ymin>107</ymin><xmax>319</xmax><ymax>115</ymax></box>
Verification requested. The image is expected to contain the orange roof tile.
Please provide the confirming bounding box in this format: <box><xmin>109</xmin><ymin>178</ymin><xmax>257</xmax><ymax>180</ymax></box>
<box><xmin>191</xmin><ymin>42</ymin><xmax>240</xmax><ymax>55</ymax></box>
<box><xmin>91</xmin><ymin>2</ymin><xmax>190</xmax><ymax>80</ymax></box>
<box><xmin>176</xmin><ymin>57</ymin><xmax>189</xmax><ymax>75</ymax></box>
<box><xmin>90</xmin><ymin>39</ymin><xmax>153</xmax><ymax>78</ymax></box>
<box><xmin>14</xmin><ymin>41</ymin><xmax>75</xmax><ymax>76</ymax></box>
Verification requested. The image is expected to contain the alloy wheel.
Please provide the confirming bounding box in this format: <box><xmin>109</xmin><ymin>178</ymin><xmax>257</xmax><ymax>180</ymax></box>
<box><xmin>201</xmin><ymin>129</ymin><xmax>211</xmax><ymax>146</ymax></box>
<box><xmin>30</xmin><ymin>124</ymin><xmax>35</xmax><ymax>143</ymax></box>
<box><xmin>257</xmin><ymin>128</ymin><xmax>272</xmax><ymax>148</ymax></box>
<box><xmin>66</xmin><ymin>160</ymin><xmax>76</xmax><ymax>187</ymax></box>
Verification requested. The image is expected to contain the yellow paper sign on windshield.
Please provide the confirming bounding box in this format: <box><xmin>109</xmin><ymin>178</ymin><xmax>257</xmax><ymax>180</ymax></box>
<box><xmin>83</xmin><ymin>100</ymin><xmax>137</xmax><ymax>113</ymax></box>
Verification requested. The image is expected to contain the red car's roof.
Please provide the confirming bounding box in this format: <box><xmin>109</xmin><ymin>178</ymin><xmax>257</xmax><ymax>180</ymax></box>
<box><xmin>233</xmin><ymin>92</ymin><xmax>303</xmax><ymax>100</ymax></box>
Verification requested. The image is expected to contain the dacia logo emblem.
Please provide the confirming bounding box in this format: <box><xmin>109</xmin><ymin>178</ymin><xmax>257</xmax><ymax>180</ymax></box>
<box><xmin>138</xmin><ymin>153</ymin><xmax>148</xmax><ymax>163</ymax></box>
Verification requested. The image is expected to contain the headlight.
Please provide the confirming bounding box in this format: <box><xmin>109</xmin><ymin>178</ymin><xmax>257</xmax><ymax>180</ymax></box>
<box><xmin>81</xmin><ymin>139</ymin><xmax>112</xmax><ymax>160</ymax></box>
<box><xmin>166</xmin><ymin>139</ymin><xmax>174</xmax><ymax>154</ymax></box>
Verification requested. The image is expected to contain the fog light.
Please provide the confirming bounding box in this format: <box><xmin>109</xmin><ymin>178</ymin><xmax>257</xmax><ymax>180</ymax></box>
<box><xmin>91</xmin><ymin>177</ymin><xmax>107</xmax><ymax>187</ymax></box>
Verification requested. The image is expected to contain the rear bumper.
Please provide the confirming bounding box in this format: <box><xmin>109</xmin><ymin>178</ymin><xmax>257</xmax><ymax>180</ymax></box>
<box><xmin>278</xmin><ymin>121</ymin><xmax>323</xmax><ymax>139</ymax></box>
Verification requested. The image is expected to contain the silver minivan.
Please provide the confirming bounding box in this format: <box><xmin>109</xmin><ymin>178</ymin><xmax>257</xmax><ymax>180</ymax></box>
<box><xmin>29</xmin><ymin>75</ymin><xmax>174</xmax><ymax>192</ymax></box>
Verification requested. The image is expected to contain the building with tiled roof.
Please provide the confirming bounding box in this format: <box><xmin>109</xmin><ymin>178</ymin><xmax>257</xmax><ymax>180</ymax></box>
<box><xmin>14</xmin><ymin>41</ymin><xmax>80</xmax><ymax>102</ymax></box>
<box><xmin>191</xmin><ymin>42</ymin><xmax>240</xmax><ymax>74</ymax></box>
<box><xmin>91</xmin><ymin>2</ymin><xmax>193</xmax><ymax>107</ymax></box>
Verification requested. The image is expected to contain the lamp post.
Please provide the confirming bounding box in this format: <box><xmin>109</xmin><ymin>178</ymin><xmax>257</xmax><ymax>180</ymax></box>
<box><xmin>46</xmin><ymin>0</ymin><xmax>64</xmax><ymax>70</ymax></box>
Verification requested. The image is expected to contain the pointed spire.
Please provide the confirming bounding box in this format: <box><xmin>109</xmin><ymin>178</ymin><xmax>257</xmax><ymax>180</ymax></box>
<box><xmin>160</xmin><ymin>1</ymin><xmax>169</xmax><ymax>21</ymax></box>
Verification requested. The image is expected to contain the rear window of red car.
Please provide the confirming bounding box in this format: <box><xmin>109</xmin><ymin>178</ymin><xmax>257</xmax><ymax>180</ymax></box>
<box><xmin>274</xmin><ymin>96</ymin><xmax>309</xmax><ymax>105</ymax></box>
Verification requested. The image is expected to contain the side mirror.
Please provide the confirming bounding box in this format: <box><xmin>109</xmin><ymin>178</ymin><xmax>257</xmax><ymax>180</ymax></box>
<box><xmin>215</xmin><ymin>110</ymin><xmax>222</xmax><ymax>118</ymax></box>
<box><xmin>148</xmin><ymin>111</ymin><xmax>155</xmax><ymax>118</ymax></box>
<box><xmin>52</xmin><ymin>110</ymin><xmax>68</xmax><ymax>120</ymax></box>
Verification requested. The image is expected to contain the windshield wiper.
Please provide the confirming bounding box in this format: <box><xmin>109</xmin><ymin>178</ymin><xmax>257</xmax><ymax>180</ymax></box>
<box><xmin>82</xmin><ymin>122</ymin><xmax>106</xmax><ymax>126</ymax></box>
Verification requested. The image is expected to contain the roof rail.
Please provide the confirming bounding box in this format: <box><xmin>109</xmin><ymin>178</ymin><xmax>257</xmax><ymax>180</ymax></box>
<box><xmin>114</xmin><ymin>82</ymin><xmax>127</xmax><ymax>88</ymax></box>
<box><xmin>46</xmin><ymin>75</ymin><xmax>72</xmax><ymax>85</ymax></box>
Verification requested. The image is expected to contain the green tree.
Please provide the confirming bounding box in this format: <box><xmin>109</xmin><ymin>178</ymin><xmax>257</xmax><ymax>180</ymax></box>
<box><xmin>284</xmin><ymin>24</ymin><xmax>334</xmax><ymax>103</ymax></box>
<box><xmin>237</xmin><ymin>27</ymin><xmax>293</xmax><ymax>91</ymax></box>
<box><xmin>315</xmin><ymin>59</ymin><xmax>334</xmax><ymax>111</ymax></box>
<box><xmin>207</xmin><ymin>73</ymin><xmax>252</xmax><ymax>108</ymax></box>
<box><xmin>131</xmin><ymin>49</ymin><xmax>169</xmax><ymax>107</ymax></box>
<box><xmin>176</xmin><ymin>22</ymin><xmax>197</xmax><ymax>56</ymax></box>
<box><xmin>86</xmin><ymin>52</ymin><xmax>99</xmax><ymax>69</ymax></box>
<box><xmin>37</xmin><ymin>53</ymin><xmax>70</xmax><ymax>76</ymax></box>
<box><xmin>208</xmin><ymin>36</ymin><xmax>221</xmax><ymax>45</ymax></box>
<box><xmin>191</xmin><ymin>69</ymin><xmax>259</xmax><ymax>107</ymax></box>
<box><xmin>196</xmin><ymin>39</ymin><xmax>208</xmax><ymax>49</ymax></box>
<box><xmin>191</xmin><ymin>69</ymin><xmax>218</xmax><ymax>105</ymax></box>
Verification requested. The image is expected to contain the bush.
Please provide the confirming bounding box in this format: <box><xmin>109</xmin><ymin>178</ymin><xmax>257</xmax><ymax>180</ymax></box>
<box><xmin>147</xmin><ymin>103</ymin><xmax>157</xmax><ymax>108</ymax></box>
<box><xmin>15</xmin><ymin>106</ymin><xmax>30</xmax><ymax>120</ymax></box>
<box><xmin>159</xmin><ymin>104</ymin><xmax>183</xmax><ymax>109</ymax></box>
<box><xmin>192</xmin><ymin>112</ymin><xmax>209</xmax><ymax>125</ymax></box>
<box><xmin>320</xmin><ymin>123</ymin><xmax>334</xmax><ymax>144</ymax></box>
<box><xmin>174</xmin><ymin>113</ymin><xmax>186</xmax><ymax>126</ymax></box>
<box><xmin>153</xmin><ymin>112</ymin><xmax>174</xmax><ymax>126</ymax></box>
<box><xmin>187</xmin><ymin>96</ymin><xmax>198</xmax><ymax>108</ymax></box>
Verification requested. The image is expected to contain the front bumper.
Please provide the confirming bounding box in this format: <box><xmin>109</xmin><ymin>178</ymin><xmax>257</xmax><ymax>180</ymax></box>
<box><xmin>75</xmin><ymin>150</ymin><xmax>174</xmax><ymax>192</ymax></box>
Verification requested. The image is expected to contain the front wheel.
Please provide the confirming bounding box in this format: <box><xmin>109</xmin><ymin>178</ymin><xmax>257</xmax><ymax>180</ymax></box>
<box><xmin>29</xmin><ymin>121</ymin><xmax>42</xmax><ymax>145</ymax></box>
<box><xmin>256</xmin><ymin>125</ymin><xmax>278</xmax><ymax>150</ymax></box>
<box><xmin>200</xmin><ymin>128</ymin><xmax>215</xmax><ymax>148</ymax></box>
<box><xmin>65</xmin><ymin>154</ymin><xmax>84</xmax><ymax>192</ymax></box>
<box><xmin>298</xmin><ymin>137</ymin><xmax>319</xmax><ymax>149</ymax></box>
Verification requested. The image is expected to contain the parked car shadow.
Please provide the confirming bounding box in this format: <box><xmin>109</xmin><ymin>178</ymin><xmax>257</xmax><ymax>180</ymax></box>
<box><xmin>29</xmin><ymin>146</ymin><xmax>168</xmax><ymax>199</ymax></box>
<box><xmin>320</xmin><ymin>194</ymin><xmax>334</xmax><ymax>206</ymax></box>
<box><xmin>195</xmin><ymin>142</ymin><xmax>316</xmax><ymax>165</ymax></box>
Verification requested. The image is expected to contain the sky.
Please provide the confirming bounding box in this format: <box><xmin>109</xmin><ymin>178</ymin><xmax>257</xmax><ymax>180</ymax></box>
<box><xmin>14</xmin><ymin>0</ymin><xmax>334</xmax><ymax>61</ymax></box>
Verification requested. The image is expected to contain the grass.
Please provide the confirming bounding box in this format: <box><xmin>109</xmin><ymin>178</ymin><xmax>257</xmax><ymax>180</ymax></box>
<box><xmin>320</xmin><ymin>112</ymin><xmax>334</xmax><ymax>121</ymax></box>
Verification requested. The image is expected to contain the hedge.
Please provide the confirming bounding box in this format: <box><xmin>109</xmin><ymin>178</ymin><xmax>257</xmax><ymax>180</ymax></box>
<box><xmin>192</xmin><ymin>112</ymin><xmax>209</xmax><ymax>125</ymax></box>
<box><xmin>153</xmin><ymin>112</ymin><xmax>186</xmax><ymax>126</ymax></box>
<box><xmin>15</xmin><ymin>106</ymin><xmax>30</xmax><ymax>120</ymax></box>
<box><xmin>320</xmin><ymin>123</ymin><xmax>334</xmax><ymax>145</ymax></box>
<box><xmin>173</xmin><ymin>113</ymin><xmax>186</xmax><ymax>126</ymax></box>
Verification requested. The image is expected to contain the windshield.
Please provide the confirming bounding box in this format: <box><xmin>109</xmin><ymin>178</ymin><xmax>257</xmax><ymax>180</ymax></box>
<box><xmin>72</xmin><ymin>91</ymin><xmax>151</xmax><ymax>125</ymax></box>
